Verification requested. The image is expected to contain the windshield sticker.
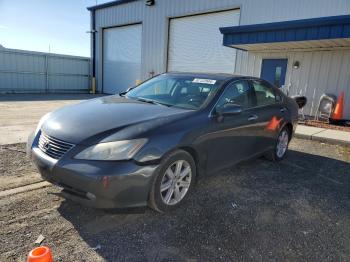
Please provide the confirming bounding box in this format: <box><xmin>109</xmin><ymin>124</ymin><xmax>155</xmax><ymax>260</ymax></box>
<box><xmin>192</xmin><ymin>78</ymin><xmax>216</xmax><ymax>85</ymax></box>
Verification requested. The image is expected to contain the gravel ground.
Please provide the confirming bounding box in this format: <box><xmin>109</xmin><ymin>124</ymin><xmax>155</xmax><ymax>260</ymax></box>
<box><xmin>0</xmin><ymin>144</ymin><xmax>34</xmax><ymax>176</ymax></box>
<box><xmin>0</xmin><ymin>144</ymin><xmax>40</xmax><ymax>191</ymax></box>
<box><xmin>0</xmin><ymin>138</ymin><xmax>349</xmax><ymax>261</ymax></box>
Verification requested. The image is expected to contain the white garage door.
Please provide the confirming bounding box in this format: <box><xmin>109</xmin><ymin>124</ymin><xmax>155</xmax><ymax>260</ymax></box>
<box><xmin>103</xmin><ymin>24</ymin><xmax>142</xmax><ymax>94</ymax></box>
<box><xmin>168</xmin><ymin>10</ymin><xmax>240</xmax><ymax>74</ymax></box>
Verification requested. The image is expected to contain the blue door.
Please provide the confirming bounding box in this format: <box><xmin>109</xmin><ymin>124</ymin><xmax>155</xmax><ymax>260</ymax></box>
<box><xmin>260</xmin><ymin>59</ymin><xmax>288</xmax><ymax>88</ymax></box>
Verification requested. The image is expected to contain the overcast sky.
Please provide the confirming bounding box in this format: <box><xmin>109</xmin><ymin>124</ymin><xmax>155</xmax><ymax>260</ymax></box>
<box><xmin>0</xmin><ymin>0</ymin><xmax>109</xmax><ymax>57</ymax></box>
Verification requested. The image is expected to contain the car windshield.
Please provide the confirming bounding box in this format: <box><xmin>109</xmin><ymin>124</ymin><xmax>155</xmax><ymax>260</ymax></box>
<box><xmin>126</xmin><ymin>74</ymin><xmax>223</xmax><ymax>110</ymax></box>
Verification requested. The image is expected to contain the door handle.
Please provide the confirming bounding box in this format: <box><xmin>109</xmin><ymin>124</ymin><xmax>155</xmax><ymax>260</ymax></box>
<box><xmin>280</xmin><ymin>107</ymin><xmax>287</xmax><ymax>113</ymax></box>
<box><xmin>248</xmin><ymin>115</ymin><xmax>258</xmax><ymax>121</ymax></box>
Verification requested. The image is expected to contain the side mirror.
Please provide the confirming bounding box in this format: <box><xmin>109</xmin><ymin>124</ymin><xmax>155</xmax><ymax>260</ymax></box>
<box><xmin>216</xmin><ymin>103</ymin><xmax>242</xmax><ymax>117</ymax></box>
<box><xmin>291</xmin><ymin>95</ymin><xmax>307</xmax><ymax>109</ymax></box>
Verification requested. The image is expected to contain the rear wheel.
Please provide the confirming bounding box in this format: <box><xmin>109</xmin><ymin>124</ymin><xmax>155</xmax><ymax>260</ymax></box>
<box><xmin>265</xmin><ymin>127</ymin><xmax>290</xmax><ymax>161</ymax></box>
<box><xmin>149</xmin><ymin>150</ymin><xmax>196</xmax><ymax>213</ymax></box>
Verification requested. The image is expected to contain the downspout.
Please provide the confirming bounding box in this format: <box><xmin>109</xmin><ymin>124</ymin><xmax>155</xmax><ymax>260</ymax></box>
<box><xmin>90</xmin><ymin>9</ymin><xmax>96</xmax><ymax>94</ymax></box>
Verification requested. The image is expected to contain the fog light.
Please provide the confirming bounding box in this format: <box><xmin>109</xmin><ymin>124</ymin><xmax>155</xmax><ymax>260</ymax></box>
<box><xmin>86</xmin><ymin>192</ymin><xmax>96</xmax><ymax>200</ymax></box>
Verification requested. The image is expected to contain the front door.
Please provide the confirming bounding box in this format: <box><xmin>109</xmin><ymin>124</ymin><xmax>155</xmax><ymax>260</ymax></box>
<box><xmin>261</xmin><ymin>59</ymin><xmax>288</xmax><ymax>88</ymax></box>
<box><xmin>206</xmin><ymin>80</ymin><xmax>258</xmax><ymax>173</ymax></box>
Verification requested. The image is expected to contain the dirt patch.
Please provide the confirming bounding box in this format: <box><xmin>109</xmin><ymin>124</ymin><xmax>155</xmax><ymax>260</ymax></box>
<box><xmin>301</xmin><ymin>119</ymin><xmax>350</xmax><ymax>132</ymax></box>
<box><xmin>0</xmin><ymin>144</ymin><xmax>35</xmax><ymax>176</ymax></box>
<box><xmin>0</xmin><ymin>143</ymin><xmax>41</xmax><ymax>190</ymax></box>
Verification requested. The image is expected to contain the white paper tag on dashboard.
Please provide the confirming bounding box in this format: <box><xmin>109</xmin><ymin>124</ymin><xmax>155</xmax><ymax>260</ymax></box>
<box><xmin>192</xmin><ymin>78</ymin><xmax>216</xmax><ymax>85</ymax></box>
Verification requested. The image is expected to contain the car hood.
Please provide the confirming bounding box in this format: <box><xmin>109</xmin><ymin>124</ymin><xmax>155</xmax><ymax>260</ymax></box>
<box><xmin>42</xmin><ymin>95</ymin><xmax>191</xmax><ymax>144</ymax></box>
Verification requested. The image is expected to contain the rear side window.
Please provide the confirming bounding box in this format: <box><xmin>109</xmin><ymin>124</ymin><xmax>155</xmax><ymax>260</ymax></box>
<box><xmin>252</xmin><ymin>80</ymin><xmax>276</xmax><ymax>106</ymax></box>
<box><xmin>216</xmin><ymin>80</ymin><xmax>253</xmax><ymax>109</ymax></box>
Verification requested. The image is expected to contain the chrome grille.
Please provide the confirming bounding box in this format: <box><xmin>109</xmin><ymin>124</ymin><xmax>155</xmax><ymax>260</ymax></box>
<box><xmin>38</xmin><ymin>132</ymin><xmax>74</xmax><ymax>159</ymax></box>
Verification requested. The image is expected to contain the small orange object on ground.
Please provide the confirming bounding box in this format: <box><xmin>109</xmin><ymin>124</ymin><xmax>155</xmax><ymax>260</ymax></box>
<box><xmin>27</xmin><ymin>246</ymin><xmax>53</xmax><ymax>262</ymax></box>
<box><xmin>332</xmin><ymin>91</ymin><xmax>345</xmax><ymax>120</ymax></box>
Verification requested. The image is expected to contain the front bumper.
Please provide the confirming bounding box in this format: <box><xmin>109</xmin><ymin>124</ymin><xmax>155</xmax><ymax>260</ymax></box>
<box><xmin>30</xmin><ymin>135</ymin><xmax>158</xmax><ymax>209</ymax></box>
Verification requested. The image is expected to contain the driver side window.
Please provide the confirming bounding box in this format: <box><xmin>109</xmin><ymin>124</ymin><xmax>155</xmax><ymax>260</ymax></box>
<box><xmin>216</xmin><ymin>80</ymin><xmax>252</xmax><ymax>109</ymax></box>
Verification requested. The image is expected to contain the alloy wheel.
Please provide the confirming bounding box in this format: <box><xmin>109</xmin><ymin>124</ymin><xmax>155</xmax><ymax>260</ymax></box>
<box><xmin>160</xmin><ymin>160</ymin><xmax>192</xmax><ymax>205</ymax></box>
<box><xmin>276</xmin><ymin>130</ymin><xmax>289</xmax><ymax>158</ymax></box>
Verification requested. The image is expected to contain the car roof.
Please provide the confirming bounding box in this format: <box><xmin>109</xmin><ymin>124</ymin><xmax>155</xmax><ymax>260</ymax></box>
<box><xmin>164</xmin><ymin>72</ymin><xmax>250</xmax><ymax>82</ymax></box>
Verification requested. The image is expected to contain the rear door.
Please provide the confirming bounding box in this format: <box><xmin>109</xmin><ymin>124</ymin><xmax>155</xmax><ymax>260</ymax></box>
<box><xmin>249</xmin><ymin>79</ymin><xmax>285</xmax><ymax>152</ymax></box>
<box><xmin>206</xmin><ymin>80</ymin><xmax>259</xmax><ymax>172</ymax></box>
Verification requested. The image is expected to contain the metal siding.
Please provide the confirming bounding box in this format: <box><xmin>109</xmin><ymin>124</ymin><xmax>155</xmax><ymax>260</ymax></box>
<box><xmin>48</xmin><ymin>75</ymin><xmax>90</xmax><ymax>92</ymax></box>
<box><xmin>239</xmin><ymin>0</ymin><xmax>350</xmax><ymax>25</ymax></box>
<box><xmin>48</xmin><ymin>57</ymin><xmax>89</xmax><ymax>75</ymax></box>
<box><xmin>234</xmin><ymin>0</ymin><xmax>350</xmax><ymax>96</ymax></box>
<box><xmin>235</xmin><ymin>49</ymin><xmax>350</xmax><ymax>119</ymax></box>
<box><xmin>93</xmin><ymin>0</ymin><xmax>350</xmax><ymax>118</ymax></box>
<box><xmin>0</xmin><ymin>49</ymin><xmax>90</xmax><ymax>93</ymax></box>
<box><xmin>0</xmin><ymin>51</ymin><xmax>45</xmax><ymax>72</ymax></box>
<box><xmin>94</xmin><ymin>0</ymin><xmax>350</xmax><ymax>92</ymax></box>
<box><xmin>94</xmin><ymin>0</ymin><xmax>241</xmax><ymax>92</ymax></box>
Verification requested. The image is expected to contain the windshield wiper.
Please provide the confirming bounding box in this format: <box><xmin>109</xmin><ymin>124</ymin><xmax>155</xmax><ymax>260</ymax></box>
<box><xmin>135</xmin><ymin>97</ymin><xmax>172</xmax><ymax>107</ymax></box>
<box><xmin>119</xmin><ymin>86</ymin><xmax>137</xmax><ymax>97</ymax></box>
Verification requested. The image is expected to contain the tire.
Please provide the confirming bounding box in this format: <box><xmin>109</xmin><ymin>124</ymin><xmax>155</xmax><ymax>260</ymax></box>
<box><xmin>264</xmin><ymin>126</ymin><xmax>290</xmax><ymax>162</ymax></box>
<box><xmin>149</xmin><ymin>149</ymin><xmax>196</xmax><ymax>213</ymax></box>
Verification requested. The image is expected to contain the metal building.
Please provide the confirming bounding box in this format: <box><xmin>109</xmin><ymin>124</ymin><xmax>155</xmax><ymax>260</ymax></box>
<box><xmin>0</xmin><ymin>48</ymin><xmax>90</xmax><ymax>93</ymax></box>
<box><xmin>88</xmin><ymin>0</ymin><xmax>350</xmax><ymax>119</ymax></box>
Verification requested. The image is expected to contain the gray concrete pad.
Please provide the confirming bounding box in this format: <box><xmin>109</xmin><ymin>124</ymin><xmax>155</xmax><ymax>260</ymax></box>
<box><xmin>313</xmin><ymin>129</ymin><xmax>350</xmax><ymax>146</ymax></box>
<box><xmin>295</xmin><ymin>125</ymin><xmax>325</xmax><ymax>139</ymax></box>
<box><xmin>0</xmin><ymin>94</ymin><xmax>104</xmax><ymax>145</ymax></box>
<box><xmin>295</xmin><ymin>124</ymin><xmax>350</xmax><ymax>146</ymax></box>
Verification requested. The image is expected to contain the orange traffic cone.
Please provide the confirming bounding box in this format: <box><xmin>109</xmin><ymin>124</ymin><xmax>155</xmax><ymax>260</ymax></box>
<box><xmin>27</xmin><ymin>246</ymin><xmax>53</xmax><ymax>262</ymax></box>
<box><xmin>332</xmin><ymin>91</ymin><xmax>344</xmax><ymax>120</ymax></box>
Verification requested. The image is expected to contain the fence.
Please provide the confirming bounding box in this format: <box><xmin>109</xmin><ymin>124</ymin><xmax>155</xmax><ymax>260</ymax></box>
<box><xmin>0</xmin><ymin>48</ymin><xmax>90</xmax><ymax>93</ymax></box>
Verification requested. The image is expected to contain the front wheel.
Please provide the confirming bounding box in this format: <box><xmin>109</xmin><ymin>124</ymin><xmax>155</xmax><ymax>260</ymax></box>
<box><xmin>265</xmin><ymin>127</ymin><xmax>290</xmax><ymax>161</ymax></box>
<box><xmin>149</xmin><ymin>150</ymin><xmax>196</xmax><ymax>213</ymax></box>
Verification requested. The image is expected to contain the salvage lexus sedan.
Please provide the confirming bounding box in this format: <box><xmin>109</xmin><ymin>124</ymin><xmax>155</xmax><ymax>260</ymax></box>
<box><xmin>28</xmin><ymin>72</ymin><xmax>301</xmax><ymax>212</ymax></box>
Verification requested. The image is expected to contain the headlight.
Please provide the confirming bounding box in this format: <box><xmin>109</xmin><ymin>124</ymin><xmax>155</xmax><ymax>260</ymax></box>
<box><xmin>74</xmin><ymin>139</ymin><xmax>148</xmax><ymax>161</ymax></box>
<box><xmin>35</xmin><ymin>112</ymin><xmax>51</xmax><ymax>135</ymax></box>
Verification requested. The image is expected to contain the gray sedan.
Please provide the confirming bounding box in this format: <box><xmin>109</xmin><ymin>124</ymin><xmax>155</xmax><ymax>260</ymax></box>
<box><xmin>28</xmin><ymin>73</ymin><xmax>303</xmax><ymax>212</ymax></box>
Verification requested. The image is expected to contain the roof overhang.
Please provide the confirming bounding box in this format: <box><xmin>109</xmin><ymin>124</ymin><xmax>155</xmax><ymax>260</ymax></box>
<box><xmin>220</xmin><ymin>15</ymin><xmax>350</xmax><ymax>52</ymax></box>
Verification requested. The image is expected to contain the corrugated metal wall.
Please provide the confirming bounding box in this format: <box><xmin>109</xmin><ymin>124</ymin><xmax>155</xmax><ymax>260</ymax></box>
<box><xmin>0</xmin><ymin>48</ymin><xmax>90</xmax><ymax>93</ymax></box>
<box><xmin>94</xmin><ymin>0</ymin><xmax>242</xmax><ymax>92</ymax></box>
<box><xmin>93</xmin><ymin>0</ymin><xmax>350</xmax><ymax>118</ymax></box>
<box><xmin>234</xmin><ymin>0</ymin><xmax>350</xmax><ymax>113</ymax></box>
<box><xmin>93</xmin><ymin>0</ymin><xmax>350</xmax><ymax>92</ymax></box>
<box><xmin>235</xmin><ymin>49</ymin><xmax>350</xmax><ymax>118</ymax></box>
<box><xmin>239</xmin><ymin>0</ymin><xmax>350</xmax><ymax>25</ymax></box>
